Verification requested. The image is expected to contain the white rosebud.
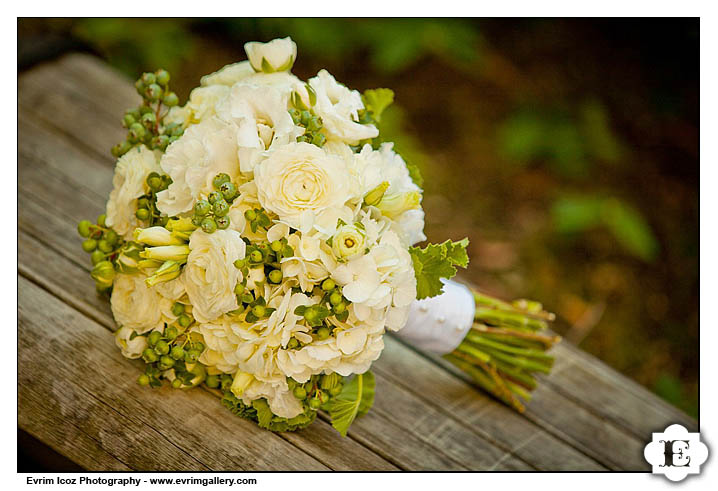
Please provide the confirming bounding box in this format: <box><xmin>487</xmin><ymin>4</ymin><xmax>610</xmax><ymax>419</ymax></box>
<box><xmin>332</xmin><ymin>225</ymin><xmax>365</xmax><ymax>260</ymax></box>
<box><xmin>134</xmin><ymin>226</ymin><xmax>185</xmax><ymax>246</ymax></box>
<box><xmin>139</xmin><ymin>245</ymin><xmax>190</xmax><ymax>262</ymax></box>
<box><xmin>244</xmin><ymin>37</ymin><xmax>297</xmax><ymax>73</ymax></box>
<box><xmin>115</xmin><ymin>326</ymin><xmax>148</xmax><ymax>359</ymax></box>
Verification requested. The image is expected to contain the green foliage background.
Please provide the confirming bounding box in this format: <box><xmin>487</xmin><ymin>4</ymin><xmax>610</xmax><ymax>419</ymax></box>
<box><xmin>17</xmin><ymin>18</ymin><xmax>699</xmax><ymax>416</ymax></box>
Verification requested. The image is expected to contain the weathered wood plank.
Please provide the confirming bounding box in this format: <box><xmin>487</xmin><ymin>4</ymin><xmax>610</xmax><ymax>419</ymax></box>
<box><xmin>18</xmin><ymin>276</ymin><xmax>328</xmax><ymax>471</ymax></box>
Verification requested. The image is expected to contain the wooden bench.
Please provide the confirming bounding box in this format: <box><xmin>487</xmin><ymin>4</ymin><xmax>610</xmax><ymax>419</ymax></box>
<box><xmin>17</xmin><ymin>53</ymin><xmax>697</xmax><ymax>471</ymax></box>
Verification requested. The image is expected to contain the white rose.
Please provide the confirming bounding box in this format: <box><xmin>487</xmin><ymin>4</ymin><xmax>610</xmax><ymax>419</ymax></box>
<box><xmin>254</xmin><ymin>142</ymin><xmax>353</xmax><ymax>232</ymax></box>
<box><xmin>111</xmin><ymin>273</ymin><xmax>171</xmax><ymax>333</ymax></box>
<box><xmin>215</xmin><ymin>84</ymin><xmax>302</xmax><ymax>173</ymax></box>
<box><xmin>245</xmin><ymin>37</ymin><xmax>297</xmax><ymax>73</ymax></box>
<box><xmin>156</xmin><ymin>117</ymin><xmax>240</xmax><ymax>217</ymax></box>
<box><xmin>309</xmin><ymin>70</ymin><xmax>378</xmax><ymax>144</ymax></box>
<box><xmin>185</xmin><ymin>85</ymin><xmax>230</xmax><ymax>123</ymax></box>
<box><xmin>185</xmin><ymin>229</ymin><xmax>247</xmax><ymax>323</ymax></box>
<box><xmin>105</xmin><ymin>145</ymin><xmax>162</xmax><ymax>239</ymax></box>
<box><xmin>114</xmin><ymin>326</ymin><xmax>148</xmax><ymax>359</ymax></box>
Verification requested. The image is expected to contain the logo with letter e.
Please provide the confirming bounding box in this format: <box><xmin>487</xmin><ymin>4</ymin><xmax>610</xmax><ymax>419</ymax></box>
<box><xmin>644</xmin><ymin>424</ymin><xmax>708</xmax><ymax>482</ymax></box>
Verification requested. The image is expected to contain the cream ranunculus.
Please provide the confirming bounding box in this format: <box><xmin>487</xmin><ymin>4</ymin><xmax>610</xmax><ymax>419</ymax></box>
<box><xmin>309</xmin><ymin>70</ymin><xmax>378</xmax><ymax>144</ymax></box>
<box><xmin>156</xmin><ymin>117</ymin><xmax>240</xmax><ymax>217</ymax></box>
<box><xmin>111</xmin><ymin>273</ymin><xmax>172</xmax><ymax>333</ymax></box>
<box><xmin>184</xmin><ymin>229</ymin><xmax>247</xmax><ymax>323</ymax></box>
<box><xmin>215</xmin><ymin>84</ymin><xmax>303</xmax><ymax>173</ymax></box>
<box><xmin>254</xmin><ymin>142</ymin><xmax>354</xmax><ymax>232</ymax></box>
<box><xmin>105</xmin><ymin>145</ymin><xmax>162</xmax><ymax>239</ymax></box>
<box><xmin>245</xmin><ymin>37</ymin><xmax>297</xmax><ymax>73</ymax></box>
<box><xmin>114</xmin><ymin>326</ymin><xmax>149</xmax><ymax>359</ymax></box>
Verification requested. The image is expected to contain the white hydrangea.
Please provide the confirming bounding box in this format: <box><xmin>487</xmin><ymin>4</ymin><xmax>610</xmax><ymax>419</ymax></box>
<box><xmin>111</xmin><ymin>273</ymin><xmax>173</xmax><ymax>333</ymax></box>
<box><xmin>105</xmin><ymin>145</ymin><xmax>162</xmax><ymax>239</ymax></box>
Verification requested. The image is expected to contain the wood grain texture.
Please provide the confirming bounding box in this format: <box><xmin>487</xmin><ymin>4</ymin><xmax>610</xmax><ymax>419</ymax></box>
<box><xmin>17</xmin><ymin>52</ymin><xmax>697</xmax><ymax>471</ymax></box>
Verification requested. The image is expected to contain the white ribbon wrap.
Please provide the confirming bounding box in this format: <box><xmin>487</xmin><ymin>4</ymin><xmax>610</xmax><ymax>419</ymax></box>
<box><xmin>395</xmin><ymin>279</ymin><xmax>475</xmax><ymax>355</ymax></box>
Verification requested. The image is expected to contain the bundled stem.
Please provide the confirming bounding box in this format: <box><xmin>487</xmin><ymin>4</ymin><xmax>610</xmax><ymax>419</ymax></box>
<box><xmin>444</xmin><ymin>289</ymin><xmax>560</xmax><ymax>412</ymax></box>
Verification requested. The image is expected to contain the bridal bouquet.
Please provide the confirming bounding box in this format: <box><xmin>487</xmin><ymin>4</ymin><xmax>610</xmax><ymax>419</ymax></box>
<box><xmin>76</xmin><ymin>37</ymin><xmax>559</xmax><ymax>435</ymax></box>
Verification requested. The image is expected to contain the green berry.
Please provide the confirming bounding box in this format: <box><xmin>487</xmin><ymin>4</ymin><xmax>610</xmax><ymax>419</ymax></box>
<box><xmin>333</xmin><ymin>302</ymin><xmax>346</xmax><ymax>315</ymax></box>
<box><xmin>163</xmin><ymin>92</ymin><xmax>179</xmax><ymax>107</ymax></box>
<box><xmin>234</xmin><ymin>283</ymin><xmax>245</xmax><ymax>295</ymax></box>
<box><xmin>185</xmin><ymin>349</ymin><xmax>200</xmax><ymax>362</ymax></box>
<box><xmin>219</xmin><ymin>181</ymin><xmax>237</xmax><ymax>201</ymax></box>
<box><xmin>141</xmin><ymin>72</ymin><xmax>156</xmax><ymax>85</ymax></box>
<box><xmin>171</xmin><ymin>346</ymin><xmax>185</xmax><ymax>360</ymax></box>
<box><xmin>215</xmin><ymin>216</ymin><xmax>230</xmax><ymax>229</ymax></box>
<box><xmin>213</xmin><ymin>200</ymin><xmax>229</xmax><ymax>217</ymax></box>
<box><xmin>194</xmin><ymin>342</ymin><xmax>205</xmax><ymax>352</ymax></box>
<box><xmin>178</xmin><ymin>314</ymin><xmax>192</xmax><ymax>328</ymax></box>
<box><xmin>152</xmin><ymin>134</ymin><xmax>170</xmax><ymax>151</ymax></box>
<box><xmin>205</xmin><ymin>374</ymin><xmax>220</xmax><ymax>389</ymax></box>
<box><xmin>98</xmin><ymin>239</ymin><xmax>113</xmax><ymax>253</ymax></box>
<box><xmin>287</xmin><ymin>338</ymin><xmax>299</xmax><ymax>349</ymax></box>
<box><xmin>191</xmin><ymin>216</ymin><xmax>203</xmax><ymax>226</ymax></box>
<box><xmin>137</xmin><ymin>197</ymin><xmax>150</xmax><ymax>209</ymax></box>
<box><xmin>154</xmin><ymin>340</ymin><xmax>170</xmax><ymax>355</ymax></box>
<box><xmin>212</xmin><ymin>173</ymin><xmax>231</xmax><ymax>190</ymax></box>
<box><xmin>321</xmin><ymin>279</ymin><xmax>335</xmax><ymax>291</ymax></box>
<box><xmin>304</xmin><ymin>308</ymin><xmax>318</xmax><ymax>324</ymax></box>
<box><xmin>201</xmin><ymin>217</ymin><xmax>217</xmax><ymax>234</ymax></box>
<box><xmin>160</xmin><ymin>355</ymin><xmax>175</xmax><ymax>368</ymax></box>
<box><xmin>165</xmin><ymin>326</ymin><xmax>178</xmax><ymax>340</ymax></box>
<box><xmin>293</xmin><ymin>386</ymin><xmax>307</xmax><ymax>400</ymax></box>
<box><xmin>123</xmin><ymin>113</ymin><xmax>136</xmax><ymax>128</ymax></box>
<box><xmin>171</xmin><ymin>302</ymin><xmax>185</xmax><ymax>316</ymax></box>
<box><xmin>129</xmin><ymin>122</ymin><xmax>145</xmax><ymax>141</ymax></box>
<box><xmin>148</xmin><ymin>331</ymin><xmax>162</xmax><ymax>347</ymax></box>
<box><xmin>309</xmin><ymin>398</ymin><xmax>322</xmax><ymax>409</ymax></box>
<box><xmin>233</xmin><ymin>258</ymin><xmax>247</xmax><ymax>269</ymax></box>
<box><xmin>90</xmin><ymin>249</ymin><xmax>105</xmax><ymax>265</ymax></box>
<box><xmin>103</xmin><ymin>229</ymin><xmax>119</xmax><ymax>245</ymax></box>
<box><xmin>147</xmin><ymin>176</ymin><xmax>163</xmax><ymax>192</ymax></box>
<box><xmin>270</xmin><ymin>240</ymin><xmax>283</xmax><ymax>252</ymax></box>
<box><xmin>82</xmin><ymin>239</ymin><xmax>97</xmax><ymax>253</ymax></box>
<box><xmin>155</xmin><ymin>69</ymin><xmax>170</xmax><ymax>85</ymax></box>
<box><xmin>78</xmin><ymin>220</ymin><xmax>92</xmax><ymax>238</ymax></box>
<box><xmin>249</xmin><ymin>250</ymin><xmax>263</xmax><ymax>263</ymax></box>
<box><xmin>208</xmin><ymin>191</ymin><xmax>223</xmax><ymax>204</ymax></box>
<box><xmin>329</xmin><ymin>291</ymin><xmax>343</xmax><ymax>306</ymax></box>
<box><xmin>252</xmin><ymin>305</ymin><xmax>266</xmax><ymax>318</ymax></box>
<box><xmin>137</xmin><ymin>374</ymin><xmax>150</xmax><ymax>386</ymax></box>
<box><xmin>146</xmin><ymin>83</ymin><xmax>163</xmax><ymax>101</ymax></box>
<box><xmin>97</xmin><ymin>214</ymin><xmax>107</xmax><ymax>227</ymax></box>
<box><xmin>312</xmin><ymin>133</ymin><xmax>327</xmax><ymax>147</ymax></box>
<box><xmin>140</xmin><ymin>112</ymin><xmax>156</xmax><ymax>128</ymax></box>
<box><xmin>142</xmin><ymin>348</ymin><xmax>158</xmax><ymax>363</ymax></box>
<box><xmin>172</xmin><ymin>378</ymin><xmax>183</xmax><ymax>389</ymax></box>
<box><xmin>194</xmin><ymin>200</ymin><xmax>211</xmax><ymax>217</ymax></box>
<box><xmin>268</xmin><ymin>270</ymin><xmax>283</xmax><ymax>284</ymax></box>
<box><xmin>135</xmin><ymin>208</ymin><xmax>150</xmax><ymax>221</ymax></box>
<box><xmin>316</xmin><ymin>326</ymin><xmax>330</xmax><ymax>340</ymax></box>
<box><xmin>244</xmin><ymin>209</ymin><xmax>257</xmax><ymax>221</ymax></box>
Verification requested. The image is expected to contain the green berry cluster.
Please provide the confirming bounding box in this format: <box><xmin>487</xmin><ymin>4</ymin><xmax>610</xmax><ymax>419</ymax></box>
<box><xmin>191</xmin><ymin>173</ymin><xmax>239</xmax><ymax>233</ymax></box>
<box><xmin>135</xmin><ymin>172</ymin><xmax>172</xmax><ymax>226</ymax></box>
<box><xmin>136</xmin><ymin>309</ymin><xmax>205</xmax><ymax>389</ymax></box>
<box><xmin>112</xmin><ymin>69</ymin><xmax>182</xmax><ymax>158</ymax></box>
<box><xmin>231</xmin><ymin>240</ymin><xmax>293</xmax><ymax>314</ymax></box>
<box><xmin>288</xmin><ymin>109</ymin><xmax>327</xmax><ymax>147</ymax></box>
<box><xmin>290</xmin><ymin>279</ymin><xmax>351</xmax><ymax>343</ymax></box>
<box><xmin>243</xmin><ymin>207</ymin><xmax>272</xmax><ymax>234</ymax></box>
<box><xmin>77</xmin><ymin>214</ymin><xmax>124</xmax><ymax>291</ymax></box>
<box><xmin>288</xmin><ymin>373</ymin><xmax>344</xmax><ymax>411</ymax></box>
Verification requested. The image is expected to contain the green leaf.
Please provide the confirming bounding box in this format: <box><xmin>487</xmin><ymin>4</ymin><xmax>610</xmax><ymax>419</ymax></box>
<box><xmin>409</xmin><ymin>239</ymin><xmax>470</xmax><ymax>299</ymax></box>
<box><xmin>252</xmin><ymin>399</ymin><xmax>275</xmax><ymax>428</ymax></box>
<box><xmin>362</xmin><ymin>88</ymin><xmax>394</xmax><ymax>123</ymax></box>
<box><xmin>328</xmin><ymin>371</ymin><xmax>376</xmax><ymax>437</ymax></box>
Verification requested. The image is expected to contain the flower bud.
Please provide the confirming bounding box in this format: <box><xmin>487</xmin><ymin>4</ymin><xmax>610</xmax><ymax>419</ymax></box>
<box><xmin>91</xmin><ymin>261</ymin><xmax>116</xmax><ymax>288</ymax></box>
<box><xmin>134</xmin><ymin>226</ymin><xmax>186</xmax><ymax>246</ymax></box>
<box><xmin>145</xmin><ymin>260</ymin><xmax>182</xmax><ymax>287</ymax></box>
<box><xmin>363</xmin><ymin>181</ymin><xmax>390</xmax><ymax>207</ymax></box>
<box><xmin>376</xmin><ymin>191</ymin><xmax>422</xmax><ymax>219</ymax></box>
<box><xmin>231</xmin><ymin>371</ymin><xmax>255</xmax><ymax>397</ymax></box>
<box><xmin>244</xmin><ymin>37</ymin><xmax>297</xmax><ymax>73</ymax></box>
<box><xmin>139</xmin><ymin>245</ymin><xmax>190</xmax><ymax>262</ymax></box>
<box><xmin>332</xmin><ymin>225</ymin><xmax>365</xmax><ymax>260</ymax></box>
<box><xmin>166</xmin><ymin>217</ymin><xmax>198</xmax><ymax>233</ymax></box>
<box><xmin>115</xmin><ymin>326</ymin><xmax>148</xmax><ymax>359</ymax></box>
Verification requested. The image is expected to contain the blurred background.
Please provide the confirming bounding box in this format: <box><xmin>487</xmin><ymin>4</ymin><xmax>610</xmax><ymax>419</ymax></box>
<box><xmin>18</xmin><ymin>18</ymin><xmax>698</xmax><ymax>417</ymax></box>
